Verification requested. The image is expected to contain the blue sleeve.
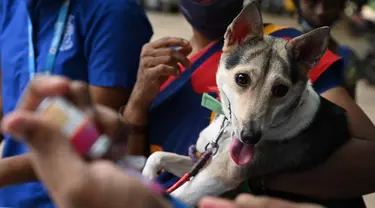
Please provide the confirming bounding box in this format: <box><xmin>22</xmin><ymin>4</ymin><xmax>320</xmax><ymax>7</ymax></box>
<box><xmin>84</xmin><ymin>0</ymin><xmax>153</xmax><ymax>88</ymax></box>
<box><xmin>313</xmin><ymin>60</ymin><xmax>344</xmax><ymax>94</ymax></box>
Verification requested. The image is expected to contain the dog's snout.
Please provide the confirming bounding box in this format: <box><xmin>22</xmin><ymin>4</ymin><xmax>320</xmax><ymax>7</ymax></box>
<box><xmin>240</xmin><ymin>130</ymin><xmax>262</xmax><ymax>145</ymax></box>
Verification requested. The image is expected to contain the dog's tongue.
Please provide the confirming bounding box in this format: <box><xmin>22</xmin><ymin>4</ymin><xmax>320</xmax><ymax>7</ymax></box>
<box><xmin>229</xmin><ymin>137</ymin><xmax>254</xmax><ymax>166</ymax></box>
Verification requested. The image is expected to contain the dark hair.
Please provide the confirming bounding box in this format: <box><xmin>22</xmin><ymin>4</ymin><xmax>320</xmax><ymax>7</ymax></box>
<box><xmin>179</xmin><ymin>0</ymin><xmax>245</xmax><ymax>40</ymax></box>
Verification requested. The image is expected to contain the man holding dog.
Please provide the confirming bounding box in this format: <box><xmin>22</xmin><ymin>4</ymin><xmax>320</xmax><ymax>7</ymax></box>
<box><xmin>123</xmin><ymin>0</ymin><xmax>375</xmax><ymax>207</ymax></box>
<box><xmin>0</xmin><ymin>75</ymin><xmax>325</xmax><ymax>208</ymax></box>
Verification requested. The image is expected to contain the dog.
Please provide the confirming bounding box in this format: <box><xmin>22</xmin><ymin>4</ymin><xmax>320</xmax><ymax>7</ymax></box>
<box><xmin>142</xmin><ymin>1</ymin><xmax>350</xmax><ymax>206</ymax></box>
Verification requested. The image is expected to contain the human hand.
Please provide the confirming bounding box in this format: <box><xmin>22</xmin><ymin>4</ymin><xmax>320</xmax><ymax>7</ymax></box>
<box><xmin>130</xmin><ymin>37</ymin><xmax>192</xmax><ymax>109</ymax></box>
<box><xmin>199</xmin><ymin>194</ymin><xmax>323</xmax><ymax>208</ymax></box>
<box><xmin>1</xmin><ymin>75</ymin><xmax>171</xmax><ymax>208</ymax></box>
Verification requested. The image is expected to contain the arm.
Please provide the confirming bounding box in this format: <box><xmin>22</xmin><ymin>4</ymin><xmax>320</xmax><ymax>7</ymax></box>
<box><xmin>123</xmin><ymin>91</ymin><xmax>149</xmax><ymax>156</ymax></box>
<box><xmin>267</xmin><ymin>83</ymin><xmax>375</xmax><ymax>198</ymax></box>
<box><xmin>1</xmin><ymin>77</ymin><xmax>173</xmax><ymax>208</ymax></box>
<box><xmin>122</xmin><ymin>38</ymin><xmax>192</xmax><ymax>156</ymax></box>
<box><xmin>0</xmin><ymin>2</ymin><xmax>153</xmax><ymax>188</ymax></box>
<box><xmin>84</xmin><ymin>1</ymin><xmax>153</xmax><ymax>110</ymax></box>
<box><xmin>0</xmin><ymin>154</ymin><xmax>37</xmax><ymax>186</ymax></box>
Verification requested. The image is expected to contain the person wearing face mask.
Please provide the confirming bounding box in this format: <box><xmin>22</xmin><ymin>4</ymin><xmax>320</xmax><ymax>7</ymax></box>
<box><xmin>293</xmin><ymin>0</ymin><xmax>361</xmax><ymax>99</ymax></box>
<box><xmin>123</xmin><ymin>0</ymin><xmax>375</xmax><ymax>207</ymax></box>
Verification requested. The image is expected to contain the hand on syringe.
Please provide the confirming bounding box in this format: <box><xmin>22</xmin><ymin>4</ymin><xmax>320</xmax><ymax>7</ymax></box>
<box><xmin>1</xmin><ymin>75</ymin><xmax>170</xmax><ymax>208</ymax></box>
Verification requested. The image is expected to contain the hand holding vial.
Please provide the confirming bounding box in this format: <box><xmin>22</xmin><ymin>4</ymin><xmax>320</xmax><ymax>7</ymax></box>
<box><xmin>1</xmin><ymin>75</ymin><xmax>168</xmax><ymax>208</ymax></box>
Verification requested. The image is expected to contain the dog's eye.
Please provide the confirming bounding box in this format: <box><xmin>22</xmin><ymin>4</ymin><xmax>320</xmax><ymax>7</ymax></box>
<box><xmin>235</xmin><ymin>73</ymin><xmax>250</xmax><ymax>87</ymax></box>
<box><xmin>272</xmin><ymin>84</ymin><xmax>289</xmax><ymax>97</ymax></box>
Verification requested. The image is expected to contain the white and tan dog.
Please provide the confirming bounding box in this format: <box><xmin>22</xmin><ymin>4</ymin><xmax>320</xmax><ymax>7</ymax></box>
<box><xmin>142</xmin><ymin>1</ymin><xmax>350</xmax><ymax>206</ymax></box>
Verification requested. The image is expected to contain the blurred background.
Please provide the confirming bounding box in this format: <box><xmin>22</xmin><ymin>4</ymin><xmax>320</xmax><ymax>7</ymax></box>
<box><xmin>139</xmin><ymin>0</ymin><xmax>375</xmax><ymax>207</ymax></box>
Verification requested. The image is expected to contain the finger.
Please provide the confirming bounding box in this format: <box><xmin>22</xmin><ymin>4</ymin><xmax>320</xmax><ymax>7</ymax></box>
<box><xmin>1</xmin><ymin>110</ymin><xmax>87</xmax><ymax>194</ymax></box>
<box><xmin>151</xmin><ymin>64</ymin><xmax>181</xmax><ymax>78</ymax></box>
<box><xmin>147</xmin><ymin>48</ymin><xmax>192</xmax><ymax>69</ymax></box>
<box><xmin>149</xmin><ymin>37</ymin><xmax>190</xmax><ymax>49</ymax></box>
<box><xmin>62</xmin><ymin>161</ymin><xmax>171</xmax><ymax>208</ymax></box>
<box><xmin>141</xmin><ymin>57</ymin><xmax>181</xmax><ymax>77</ymax></box>
<box><xmin>143</xmin><ymin>53</ymin><xmax>191</xmax><ymax>70</ymax></box>
<box><xmin>235</xmin><ymin>194</ymin><xmax>323</xmax><ymax>208</ymax></box>
<box><xmin>66</xmin><ymin>81</ymin><xmax>99</xmax><ymax>130</ymax></box>
<box><xmin>17</xmin><ymin>75</ymin><xmax>71</xmax><ymax>111</ymax></box>
<box><xmin>94</xmin><ymin>105</ymin><xmax>129</xmax><ymax>160</ymax></box>
<box><xmin>2</xmin><ymin>110</ymin><xmax>77</xmax><ymax>155</ymax></box>
<box><xmin>199</xmin><ymin>197</ymin><xmax>237</xmax><ymax>208</ymax></box>
<box><xmin>141</xmin><ymin>56</ymin><xmax>176</xmax><ymax>69</ymax></box>
<box><xmin>67</xmin><ymin>81</ymin><xmax>93</xmax><ymax>111</ymax></box>
<box><xmin>235</xmin><ymin>194</ymin><xmax>289</xmax><ymax>208</ymax></box>
<box><xmin>177</xmin><ymin>44</ymin><xmax>193</xmax><ymax>57</ymax></box>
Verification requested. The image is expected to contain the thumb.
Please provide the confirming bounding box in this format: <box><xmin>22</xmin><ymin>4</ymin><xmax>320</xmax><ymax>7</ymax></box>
<box><xmin>235</xmin><ymin>194</ymin><xmax>323</xmax><ymax>208</ymax></box>
<box><xmin>199</xmin><ymin>197</ymin><xmax>237</xmax><ymax>208</ymax></box>
<box><xmin>2</xmin><ymin>110</ymin><xmax>77</xmax><ymax>157</ymax></box>
<box><xmin>177</xmin><ymin>43</ymin><xmax>193</xmax><ymax>57</ymax></box>
<box><xmin>2</xmin><ymin>110</ymin><xmax>87</xmax><ymax>197</ymax></box>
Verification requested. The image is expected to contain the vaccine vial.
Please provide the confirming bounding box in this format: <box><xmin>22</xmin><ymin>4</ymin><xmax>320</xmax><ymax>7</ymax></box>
<box><xmin>35</xmin><ymin>97</ymin><xmax>166</xmax><ymax>194</ymax></box>
<box><xmin>36</xmin><ymin>97</ymin><xmax>111</xmax><ymax>159</ymax></box>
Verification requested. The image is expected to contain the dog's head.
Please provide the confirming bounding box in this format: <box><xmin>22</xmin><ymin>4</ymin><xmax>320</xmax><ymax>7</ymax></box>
<box><xmin>216</xmin><ymin>1</ymin><xmax>330</xmax><ymax>166</ymax></box>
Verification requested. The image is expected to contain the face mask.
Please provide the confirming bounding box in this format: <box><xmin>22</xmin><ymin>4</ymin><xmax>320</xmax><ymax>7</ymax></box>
<box><xmin>179</xmin><ymin>0</ymin><xmax>244</xmax><ymax>40</ymax></box>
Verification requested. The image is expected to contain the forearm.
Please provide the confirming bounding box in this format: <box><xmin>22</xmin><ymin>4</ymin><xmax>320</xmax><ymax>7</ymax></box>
<box><xmin>267</xmin><ymin>138</ymin><xmax>375</xmax><ymax>199</ymax></box>
<box><xmin>122</xmin><ymin>95</ymin><xmax>150</xmax><ymax>156</ymax></box>
<box><xmin>0</xmin><ymin>154</ymin><xmax>38</xmax><ymax>187</ymax></box>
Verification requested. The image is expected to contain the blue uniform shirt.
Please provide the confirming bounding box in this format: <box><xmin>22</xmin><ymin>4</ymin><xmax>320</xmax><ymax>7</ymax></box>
<box><xmin>0</xmin><ymin>0</ymin><xmax>152</xmax><ymax>207</ymax></box>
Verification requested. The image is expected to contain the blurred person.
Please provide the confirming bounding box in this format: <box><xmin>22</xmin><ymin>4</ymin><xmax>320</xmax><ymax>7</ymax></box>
<box><xmin>123</xmin><ymin>0</ymin><xmax>375</xmax><ymax>207</ymax></box>
<box><xmin>0</xmin><ymin>0</ymin><xmax>152</xmax><ymax>206</ymax></box>
<box><xmin>0</xmin><ymin>75</ymin><xmax>324</xmax><ymax>208</ymax></box>
<box><xmin>293</xmin><ymin>0</ymin><xmax>361</xmax><ymax>98</ymax></box>
<box><xmin>360</xmin><ymin>0</ymin><xmax>375</xmax><ymax>85</ymax></box>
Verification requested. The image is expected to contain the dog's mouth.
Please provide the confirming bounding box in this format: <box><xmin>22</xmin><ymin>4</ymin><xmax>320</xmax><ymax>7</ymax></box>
<box><xmin>229</xmin><ymin>136</ymin><xmax>255</xmax><ymax>166</ymax></box>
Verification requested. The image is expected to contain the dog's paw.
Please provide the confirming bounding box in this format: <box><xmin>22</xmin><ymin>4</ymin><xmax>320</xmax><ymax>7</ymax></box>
<box><xmin>142</xmin><ymin>152</ymin><xmax>163</xmax><ymax>180</ymax></box>
<box><xmin>142</xmin><ymin>165</ymin><xmax>157</xmax><ymax>180</ymax></box>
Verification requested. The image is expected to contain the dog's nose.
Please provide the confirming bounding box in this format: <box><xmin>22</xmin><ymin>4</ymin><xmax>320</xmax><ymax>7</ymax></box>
<box><xmin>240</xmin><ymin>130</ymin><xmax>262</xmax><ymax>145</ymax></box>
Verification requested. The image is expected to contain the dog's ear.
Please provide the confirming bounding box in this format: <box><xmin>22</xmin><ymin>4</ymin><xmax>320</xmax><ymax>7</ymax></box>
<box><xmin>223</xmin><ymin>1</ymin><xmax>264</xmax><ymax>52</ymax></box>
<box><xmin>286</xmin><ymin>26</ymin><xmax>330</xmax><ymax>69</ymax></box>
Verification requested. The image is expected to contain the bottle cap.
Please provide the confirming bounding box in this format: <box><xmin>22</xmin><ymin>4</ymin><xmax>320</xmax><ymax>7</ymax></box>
<box><xmin>88</xmin><ymin>134</ymin><xmax>112</xmax><ymax>159</ymax></box>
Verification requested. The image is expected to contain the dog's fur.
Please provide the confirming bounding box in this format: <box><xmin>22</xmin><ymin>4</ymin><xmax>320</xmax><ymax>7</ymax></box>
<box><xmin>142</xmin><ymin>1</ymin><xmax>350</xmax><ymax>206</ymax></box>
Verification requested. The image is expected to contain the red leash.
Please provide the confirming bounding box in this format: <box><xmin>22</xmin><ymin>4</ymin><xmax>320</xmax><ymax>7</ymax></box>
<box><xmin>166</xmin><ymin>151</ymin><xmax>213</xmax><ymax>193</ymax></box>
<box><xmin>166</xmin><ymin>117</ymin><xmax>229</xmax><ymax>194</ymax></box>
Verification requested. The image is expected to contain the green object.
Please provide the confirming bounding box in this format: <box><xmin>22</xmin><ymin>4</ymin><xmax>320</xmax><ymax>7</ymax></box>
<box><xmin>201</xmin><ymin>93</ymin><xmax>223</xmax><ymax>115</ymax></box>
<box><xmin>242</xmin><ymin>181</ymin><xmax>251</xmax><ymax>193</ymax></box>
<box><xmin>369</xmin><ymin>0</ymin><xmax>375</xmax><ymax>10</ymax></box>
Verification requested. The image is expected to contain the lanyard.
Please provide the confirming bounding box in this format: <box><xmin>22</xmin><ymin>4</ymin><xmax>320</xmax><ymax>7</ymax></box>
<box><xmin>28</xmin><ymin>0</ymin><xmax>70</xmax><ymax>78</ymax></box>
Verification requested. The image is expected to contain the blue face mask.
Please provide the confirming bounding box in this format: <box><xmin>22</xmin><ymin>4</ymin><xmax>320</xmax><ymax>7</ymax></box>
<box><xmin>179</xmin><ymin>0</ymin><xmax>244</xmax><ymax>40</ymax></box>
